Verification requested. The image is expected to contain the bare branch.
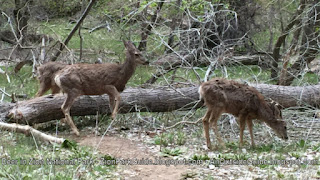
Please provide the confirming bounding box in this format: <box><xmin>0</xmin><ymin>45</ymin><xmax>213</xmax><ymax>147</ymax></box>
<box><xmin>50</xmin><ymin>0</ymin><xmax>97</xmax><ymax>61</ymax></box>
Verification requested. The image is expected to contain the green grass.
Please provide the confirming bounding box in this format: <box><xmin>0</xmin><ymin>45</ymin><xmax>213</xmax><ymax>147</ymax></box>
<box><xmin>37</xmin><ymin>19</ymin><xmax>123</xmax><ymax>54</ymax></box>
<box><xmin>291</xmin><ymin>72</ymin><xmax>319</xmax><ymax>85</ymax></box>
<box><xmin>0</xmin><ymin>132</ymin><xmax>116</xmax><ymax>179</ymax></box>
<box><xmin>157</xmin><ymin>64</ymin><xmax>277</xmax><ymax>84</ymax></box>
<box><xmin>153</xmin><ymin>130</ymin><xmax>187</xmax><ymax>147</ymax></box>
<box><xmin>0</xmin><ymin>66</ymin><xmax>39</xmax><ymax>102</ymax></box>
<box><xmin>161</xmin><ymin>147</ymin><xmax>183</xmax><ymax>157</ymax></box>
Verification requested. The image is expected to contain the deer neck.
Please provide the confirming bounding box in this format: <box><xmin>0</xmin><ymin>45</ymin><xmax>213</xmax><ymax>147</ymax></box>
<box><xmin>119</xmin><ymin>53</ymin><xmax>137</xmax><ymax>82</ymax></box>
<box><xmin>257</xmin><ymin>103</ymin><xmax>278</xmax><ymax>125</ymax></box>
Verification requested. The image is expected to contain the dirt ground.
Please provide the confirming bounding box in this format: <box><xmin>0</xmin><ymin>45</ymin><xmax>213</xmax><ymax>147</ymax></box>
<box><xmin>73</xmin><ymin>134</ymin><xmax>196</xmax><ymax>180</ymax></box>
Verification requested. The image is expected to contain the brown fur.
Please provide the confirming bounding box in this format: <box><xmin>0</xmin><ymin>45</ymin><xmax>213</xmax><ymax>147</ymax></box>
<box><xmin>54</xmin><ymin>41</ymin><xmax>149</xmax><ymax>136</ymax></box>
<box><xmin>35</xmin><ymin>62</ymin><xmax>67</xmax><ymax>97</ymax></box>
<box><xmin>35</xmin><ymin>59</ymin><xmax>103</xmax><ymax>97</ymax></box>
<box><xmin>199</xmin><ymin>78</ymin><xmax>288</xmax><ymax>149</ymax></box>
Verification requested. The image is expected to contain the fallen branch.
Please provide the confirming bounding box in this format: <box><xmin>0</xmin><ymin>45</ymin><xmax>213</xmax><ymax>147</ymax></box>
<box><xmin>165</xmin><ymin>118</ymin><xmax>202</xmax><ymax>130</ymax></box>
<box><xmin>0</xmin><ymin>122</ymin><xmax>65</xmax><ymax>144</ymax></box>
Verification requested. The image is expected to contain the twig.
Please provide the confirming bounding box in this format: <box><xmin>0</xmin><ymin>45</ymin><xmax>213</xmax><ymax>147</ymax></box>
<box><xmin>89</xmin><ymin>21</ymin><xmax>111</xmax><ymax>33</ymax></box>
<box><xmin>94</xmin><ymin>118</ymin><xmax>115</xmax><ymax>153</ymax></box>
<box><xmin>31</xmin><ymin>49</ymin><xmax>37</xmax><ymax>77</ymax></box>
<box><xmin>0</xmin><ymin>88</ymin><xmax>11</xmax><ymax>97</ymax></box>
<box><xmin>165</xmin><ymin>118</ymin><xmax>202</xmax><ymax>130</ymax></box>
<box><xmin>79</xmin><ymin>25</ymin><xmax>83</xmax><ymax>61</ymax></box>
<box><xmin>39</xmin><ymin>37</ymin><xmax>46</xmax><ymax>63</ymax></box>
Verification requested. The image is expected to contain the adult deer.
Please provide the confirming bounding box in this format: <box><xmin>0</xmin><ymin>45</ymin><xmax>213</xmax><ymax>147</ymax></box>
<box><xmin>199</xmin><ymin>78</ymin><xmax>288</xmax><ymax>149</ymax></box>
<box><xmin>54</xmin><ymin>40</ymin><xmax>148</xmax><ymax>136</ymax></box>
<box><xmin>35</xmin><ymin>62</ymin><xmax>67</xmax><ymax>97</ymax></box>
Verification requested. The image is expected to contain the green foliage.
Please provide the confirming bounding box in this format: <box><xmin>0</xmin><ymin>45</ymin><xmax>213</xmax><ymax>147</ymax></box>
<box><xmin>161</xmin><ymin>147</ymin><xmax>183</xmax><ymax>157</ymax></box>
<box><xmin>0</xmin><ymin>66</ymin><xmax>38</xmax><ymax>101</ymax></box>
<box><xmin>40</xmin><ymin>0</ymin><xmax>82</xmax><ymax>18</ymax></box>
<box><xmin>312</xmin><ymin>143</ymin><xmax>320</xmax><ymax>152</ymax></box>
<box><xmin>296</xmin><ymin>139</ymin><xmax>306</xmax><ymax>148</ymax></box>
<box><xmin>225</xmin><ymin>141</ymin><xmax>239</xmax><ymax>151</ymax></box>
<box><xmin>277</xmin><ymin>171</ymin><xmax>285</xmax><ymax>179</ymax></box>
<box><xmin>288</xmin><ymin>152</ymin><xmax>301</xmax><ymax>159</ymax></box>
<box><xmin>176</xmin><ymin>130</ymin><xmax>187</xmax><ymax>146</ymax></box>
<box><xmin>38</xmin><ymin>19</ymin><xmax>123</xmax><ymax>55</ymax></box>
<box><xmin>61</xmin><ymin>140</ymin><xmax>78</xmax><ymax>150</ymax></box>
<box><xmin>291</xmin><ymin>72</ymin><xmax>319</xmax><ymax>86</ymax></box>
<box><xmin>253</xmin><ymin>144</ymin><xmax>274</xmax><ymax>153</ymax></box>
<box><xmin>154</xmin><ymin>133</ymin><xmax>169</xmax><ymax>147</ymax></box>
<box><xmin>0</xmin><ymin>132</ymin><xmax>116</xmax><ymax>179</ymax></box>
<box><xmin>191</xmin><ymin>154</ymin><xmax>210</xmax><ymax>161</ymax></box>
<box><xmin>153</xmin><ymin>130</ymin><xmax>187</xmax><ymax>147</ymax></box>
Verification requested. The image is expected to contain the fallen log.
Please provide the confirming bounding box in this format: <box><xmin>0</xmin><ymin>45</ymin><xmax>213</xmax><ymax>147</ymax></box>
<box><xmin>3</xmin><ymin>83</ymin><xmax>320</xmax><ymax>125</ymax></box>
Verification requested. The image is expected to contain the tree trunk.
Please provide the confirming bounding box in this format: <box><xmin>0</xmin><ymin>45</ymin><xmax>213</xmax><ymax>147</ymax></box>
<box><xmin>3</xmin><ymin>83</ymin><xmax>320</xmax><ymax>125</ymax></box>
<box><xmin>166</xmin><ymin>0</ymin><xmax>182</xmax><ymax>54</ymax></box>
<box><xmin>138</xmin><ymin>2</ymin><xmax>164</xmax><ymax>51</ymax></box>
<box><xmin>270</xmin><ymin>0</ymin><xmax>306</xmax><ymax>80</ymax></box>
<box><xmin>13</xmin><ymin>0</ymin><xmax>31</xmax><ymax>44</ymax></box>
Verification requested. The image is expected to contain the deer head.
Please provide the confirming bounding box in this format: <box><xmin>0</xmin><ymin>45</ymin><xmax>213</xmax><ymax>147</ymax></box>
<box><xmin>123</xmin><ymin>40</ymin><xmax>149</xmax><ymax>65</ymax></box>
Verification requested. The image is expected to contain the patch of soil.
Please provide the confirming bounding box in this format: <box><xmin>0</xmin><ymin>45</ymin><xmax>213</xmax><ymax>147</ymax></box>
<box><xmin>73</xmin><ymin>134</ymin><xmax>194</xmax><ymax>180</ymax></box>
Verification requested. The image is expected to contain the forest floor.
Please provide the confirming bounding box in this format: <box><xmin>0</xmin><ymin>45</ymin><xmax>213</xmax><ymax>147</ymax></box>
<box><xmin>68</xmin><ymin>110</ymin><xmax>320</xmax><ymax>179</ymax></box>
<box><xmin>74</xmin><ymin>135</ymin><xmax>193</xmax><ymax>180</ymax></box>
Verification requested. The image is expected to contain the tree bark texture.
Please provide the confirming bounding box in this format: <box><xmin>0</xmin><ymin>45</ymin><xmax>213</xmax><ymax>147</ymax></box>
<box><xmin>4</xmin><ymin>84</ymin><xmax>320</xmax><ymax>125</ymax></box>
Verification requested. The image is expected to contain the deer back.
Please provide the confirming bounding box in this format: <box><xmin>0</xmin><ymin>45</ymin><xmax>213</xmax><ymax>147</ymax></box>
<box><xmin>199</xmin><ymin>78</ymin><xmax>264</xmax><ymax>117</ymax></box>
<box><xmin>55</xmin><ymin>63</ymin><xmax>125</xmax><ymax>95</ymax></box>
<box><xmin>37</xmin><ymin>62</ymin><xmax>66</xmax><ymax>81</ymax></box>
<box><xmin>199</xmin><ymin>77</ymin><xmax>288</xmax><ymax>140</ymax></box>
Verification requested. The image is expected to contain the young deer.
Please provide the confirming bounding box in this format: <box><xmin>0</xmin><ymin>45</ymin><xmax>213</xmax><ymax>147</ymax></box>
<box><xmin>199</xmin><ymin>78</ymin><xmax>288</xmax><ymax>149</ymax></box>
<box><xmin>35</xmin><ymin>62</ymin><xmax>67</xmax><ymax>97</ymax></box>
<box><xmin>54</xmin><ymin>41</ymin><xmax>149</xmax><ymax>136</ymax></box>
<box><xmin>36</xmin><ymin>60</ymin><xmax>103</xmax><ymax>97</ymax></box>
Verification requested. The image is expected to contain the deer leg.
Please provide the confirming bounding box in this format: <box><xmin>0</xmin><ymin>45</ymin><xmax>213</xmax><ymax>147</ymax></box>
<box><xmin>239</xmin><ymin>115</ymin><xmax>246</xmax><ymax>147</ymax></box>
<box><xmin>202</xmin><ymin>109</ymin><xmax>212</xmax><ymax>149</ymax></box>
<box><xmin>51</xmin><ymin>84</ymin><xmax>60</xmax><ymax>95</ymax></box>
<box><xmin>246</xmin><ymin>119</ymin><xmax>255</xmax><ymax>148</ymax></box>
<box><xmin>108</xmin><ymin>96</ymin><xmax>115</xmax><ymax>113</ymax></box>
<box><xmin>210</xmin><ymin>109</ymin><xmax>225</xmax><ymax>148</ymax></box>
<box><xmin>112</xmin><ymin>93</ymin><xmax>120</xmax><ymax>119</ymax></box>
<box><xmin>61</xmin><ymin>93</ymin><xmax>80</xmax><ymax>136</ymax></box>
<box><xmin>35</xmin><ymin>83</ymin><xmax>50</xmax><ymax>97</ymax></box>
<box><xmin>104</xmin><ymin>85</ymin><xmax>121</xmax><ymax>119</ymax></box>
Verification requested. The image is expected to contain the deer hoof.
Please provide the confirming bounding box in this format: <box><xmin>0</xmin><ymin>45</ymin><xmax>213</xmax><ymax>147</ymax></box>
<box><xmin>71</xmin><ymin>130</ymin><xmax>80</xmax><ymax>136</ymax></box>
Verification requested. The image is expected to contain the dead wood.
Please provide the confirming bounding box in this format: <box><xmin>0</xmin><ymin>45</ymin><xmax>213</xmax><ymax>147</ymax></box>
<box><xmin>147</xmin><ymin>53</ymin><xmax>273</xmax><ymax>84</ymax></box>
<box><xmin>2</xmin><ymin>83</ymin><xmax>320</xmax><ymax>125</ymax></box>
<box><xmin>0</xmin><ymin>122</ymin><xmax>65</xmax><ymax>144</ymax></box>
